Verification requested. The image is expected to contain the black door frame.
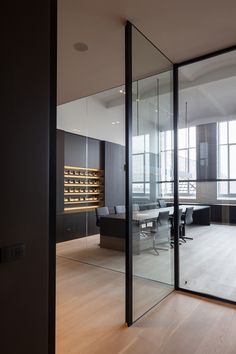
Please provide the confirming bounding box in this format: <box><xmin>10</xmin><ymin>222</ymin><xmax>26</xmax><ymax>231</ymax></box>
<box><xmin>125</xmin><ymin>20</ymin><xmax>236</xmax><ymax>326</ymax></box>
<box><xmin>49</xmin><ymin>0</ymin><xmax>57</xmax><ymax>352</ymax></box>
<box><xmin>125</xmin><ymin>21</ymin><xmax>176</xmax><ymax>326</ymax></box>
<box><xmin>175</xmin><ymin>44</ymin><xmax>236</xmax><ymax>306</ymax></box>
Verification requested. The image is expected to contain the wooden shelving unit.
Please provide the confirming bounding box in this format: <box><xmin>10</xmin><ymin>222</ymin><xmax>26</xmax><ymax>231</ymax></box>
<box><xmin>64</xmin><ymin>165</ymin><xmax>104</xmax><ymax>212</ymax></box>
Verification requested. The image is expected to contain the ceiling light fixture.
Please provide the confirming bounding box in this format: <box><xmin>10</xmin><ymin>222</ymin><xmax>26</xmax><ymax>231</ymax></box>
<box><xmin>74</xmin><ymin>42</ymin><xmax>88</xmax><ymax>52</ymax></box>
<box><xmin>112</xmin><ymin>122</ymin><xmax>116</xmax><ymax>125</ymax></box>
<box><xmin>116</xmin><ymin>121</ymin><xmax>120</xmax><ymax>124</ymax></box>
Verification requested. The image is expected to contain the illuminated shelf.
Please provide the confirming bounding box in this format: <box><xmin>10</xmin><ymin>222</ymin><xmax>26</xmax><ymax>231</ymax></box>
<box><xmin>64</xmin><ymin>174</ymin><xmax>100</xmax><ymax>179</ymax></box>
<box><xmin>64</xmin><ymin>192</ymin><xmax>100</xmax><ymax>196</ymax></box>
<box><xmin>64</xmin><ymin>165</ymin><xmax>101</xmax><ymax>172</ymax></box>
<box><xmin>64</xmin><ymin>200</ymin><xmax>100</xmax><ymax>205</ymax></box>
<box><xmin>64</xmin><ymin>205</ymin><xmax>100</xmax><ymax>211</ymax></box>
<box><xmin>64</xmin><ymin>165</ymin><xmax>104</xmax><ymax>212</ymax></box>
<box><xmin>64</xmin><ymin>183</ymin><xmax>100</xmax><ymax>187</ymax></box>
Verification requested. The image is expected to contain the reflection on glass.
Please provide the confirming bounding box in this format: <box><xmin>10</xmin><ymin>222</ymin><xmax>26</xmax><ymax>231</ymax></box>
<box><xmin>131</xmin><ymin>26</ymin><xmax>174</xmax><ymax>321</ymax></box>
<box><xmin>56</xmin><ymin>84</ymin><xmax>125</xmax><ymax>274</ymax></box>
<box><xmin>179</xmin><ymin>49</ymin><xmax>236</xmax><ymax>303</ymax></box>
<box><xmin>219</xmin><ymin>122</ymin><xmax>227</xmax><ymax>144</ymax></box>
<box><xmin>230</xmin><ymin>145</ymin><xmax>236</xmax><ymax>178</ymax></box>
<box><xmin>229</xmin><ymin>121</ymin><xmax>236</xmax><ymax>144</ymax></box>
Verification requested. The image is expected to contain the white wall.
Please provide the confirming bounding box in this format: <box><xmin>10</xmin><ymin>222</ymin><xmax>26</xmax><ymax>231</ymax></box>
<box><xmin>57</xmin><ymin>95</ymin><xmax>125</xmax><ymax>145</ymax></box>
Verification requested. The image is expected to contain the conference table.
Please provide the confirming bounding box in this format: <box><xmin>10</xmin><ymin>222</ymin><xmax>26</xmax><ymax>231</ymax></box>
<box><xmin>131</xmin><ymin>205</ymin><xmax>209</xmax><ymax>222</ymax></box>
<box><xmin>99</xmin><ymin>204</ymin><xmax>211</xmax><ymax>253</ymax></box>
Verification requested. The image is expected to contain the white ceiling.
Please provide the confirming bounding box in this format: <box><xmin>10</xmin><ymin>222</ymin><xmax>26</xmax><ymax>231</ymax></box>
<box><xmin>57</xmin><ymin>49</ymin><xmax>236</xmax><ymax>144</ymax></box>
<box><xmin>58</xmin><ymin>0</ymin><xmax>236</xmax><ymax>105</ymax></box>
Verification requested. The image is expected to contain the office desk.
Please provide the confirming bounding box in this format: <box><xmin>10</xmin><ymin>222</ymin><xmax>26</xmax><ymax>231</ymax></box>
<box><xmin>100</xmin><ymin>205</ymin><xmax>210</xmax><ymax>252</ymax></box>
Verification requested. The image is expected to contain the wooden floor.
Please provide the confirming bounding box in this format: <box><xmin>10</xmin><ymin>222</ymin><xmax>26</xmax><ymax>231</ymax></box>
<box><xmin>56</xmin><ymin>256</ymin><xmax>236</xmax><ymax>354</ymax></box>
<box><xmin>57</xmin><ymin>223</ymin><xmax>236</xmax><ymax>301</ymax></box>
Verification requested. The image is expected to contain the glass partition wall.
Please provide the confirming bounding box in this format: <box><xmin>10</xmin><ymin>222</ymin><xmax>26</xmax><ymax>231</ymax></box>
<box><xmin>126</xmin><ymin>22</ymin><xmax>236</xmax><ymax>324</ymax></box>
<box><xmin>178</xmin><ymin>50</ymin><xmax>236</xmax><ymax>302</ymax></box>
<box><xmin>126</xmin><ymin>23</ymin><xmax>175</xmax><ymax>323</ymax></box>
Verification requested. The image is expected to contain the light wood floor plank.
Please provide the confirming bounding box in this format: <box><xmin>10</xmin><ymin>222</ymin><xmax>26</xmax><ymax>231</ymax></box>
<box><xmin>56</xmin><ymin>256</ymin><xmax>236</xmax><ymax>354</ymax></box>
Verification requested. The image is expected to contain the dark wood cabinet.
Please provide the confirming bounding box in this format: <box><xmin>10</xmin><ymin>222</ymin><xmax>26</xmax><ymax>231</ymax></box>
<box><xmin>56</xmin><ymin>130</ymin><xmax>125</xmax><ymax>243</ymax></box>
<box><xmin>104</xmin><ymin>141</ymin><xmax>125</xmax><ymax>207</ymax></box>
<box><xmin>210</xmin><ymin>204</ymin><xmax>236</xmax><ymax>224</ymax></box>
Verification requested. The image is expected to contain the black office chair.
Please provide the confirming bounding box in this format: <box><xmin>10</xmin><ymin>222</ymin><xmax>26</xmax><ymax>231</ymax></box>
<box><xmin>170</xmin><ymin>209</ymin><xmax>184</xmax><ymax>247</ymax></box>
<box><xmin>151</xmin><ymin>211</ymin><xmax>170</xmax><ymax>255</ymax></box>
<box><xmin>114</xmin><ymin>205</ymin><xmax>125</xmax><ymax>214</ymax></box>
<box><xmin>159</xmin><ymin>199</ymin><xmax>167</xmax><ymax>208</ymax></box>
<box><xmin>95</xmin><ymin>206</ymin><xmax>109</xmax><ymax>227</ymax></box>
<box><xmin>181</xmin><ymin>207</ymin><xmax>194</xmax><ymax>241</ymax></box>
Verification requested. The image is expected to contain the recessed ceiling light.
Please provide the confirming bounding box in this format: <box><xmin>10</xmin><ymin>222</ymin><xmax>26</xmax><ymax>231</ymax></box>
<box><xmin>119</xmin><ymin>89</ymin><xmax>123</xmax><ymax>93</ymax></box>
<box><xmin>116</xmin><ymin>121</ymin><xmax>120</xmax><ymax>124</ymax></box>
<box><xmin>112</xmin><ymin>122</ymin><xmax>116</xmax><ymax>125</ymax></box>
<box><xmin>155</xmin><ymin>109</ymin><xmax>158</xmax><ymax>112</ymax></box>
<box><xmin>74</xmin><ymin>42</ymin><xmax>88</xmax><ymax>52</ymax></box>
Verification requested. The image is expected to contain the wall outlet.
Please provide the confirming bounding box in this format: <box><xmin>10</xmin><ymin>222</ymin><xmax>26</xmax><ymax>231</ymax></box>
<box><xmin>0</xmin><ymin>243</ymin><xmax>26</xmax><ymax>263</ymax></box>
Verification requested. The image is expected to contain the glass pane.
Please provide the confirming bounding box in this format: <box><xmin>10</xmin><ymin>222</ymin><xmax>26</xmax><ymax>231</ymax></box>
<box><xmin>160</xmin><ymin>151</ymin><xmax>166</xmax><ymax>181</ymax></box>
<box><xmin>166</xmin><ymin>151</ymin><xmax>173</xmax><ymax>180</ymax></box>
<box><xmin>133</xmin><ymin>183</ymin><xmax>144</xmax><ymax>193</ymax></box>
<box><xmin>145</xmin><ymin>134</ymin><xmax>150</xmax><ymax>153</ymax></box>
<box><xmin>230</xmin><ymin>181</ymin><xmax>236</xmax><ymax>194</ymax></box>
<box><xmin>131</xmin><ymin>25</ymin><xmax>174</xmax><ymax>322</ymax></box>
<box><xmin>132</xmin><ymin>154</ymin><xmax>144</xmax><ymax>182</ymax></box>
<box><xmin>178</xmin><ymin>149</ymin><xmax>188</xmax><ymax>178</ymax></box>
<box><xmin>219</xmin><ymin>122</ymin><xmax>228</xmax><ymax>144</ymax></box>
<box><xmin>133</xmin><ymin>135</ymin><xmax>144</xmax><ymax>154</ymax></box>
<box><xmin>189</xmin><ymin>148</ymin><xmax>196</xmax><ymax>179</ymax></box>
<box><xmin>179</xmin><ymin>49</ymin><xmax>236</xmax><ymax>304</ymax></box>
<box><xmin>219</xmin><ymin>145</ymin><xmax>228</xmax><ymax>179</ymax></box>
<box><xmin>178</xmin><ymin>128</ymin><xmax>188</xmax><ymax>149</ymax></box>
<box><xmin>189</xmin><ymin>127</ymin><xmax>196</xmax><ymax>148</ymax></box>
<box><xmin>179</xmin><ymin>181</ymin><xmax>189</xmax><ymax>194</ymax></box>
<box><xmin>218</xmin><ymin>181</ymin><xmax>228</xmax><ymax>195</ymax></box>
<box><xmin>145</xmin><ymin>183</ymin><xmax>150</xmax><ymax>194</ymax></box>
<box><xmin>166</xmin><ymin>130</ymin><xmax>172</xmax><ymax>150</ymax></box>
<box><xmin>145</xmin><ymin>153</ymin><xmax>150</xmax><ymax>181</ymax></box>
<box><xmin>230</xmin><ymin>145</ymin><xmax>236</xmax><ymax>178</ymax></box>
<box><xmin>160</xmin><ymin>182</ymin><xmax>173</xmax><ymax>196</ymax></box>
<box><xmin>229</xmin><ymin>121</ymin><xmax>236</xmax><ymax>144</ymax></box>
<box><xmin>160</xmin><ymin>131</ymin><xmax>165</xmax><ymax>151</ymax></box>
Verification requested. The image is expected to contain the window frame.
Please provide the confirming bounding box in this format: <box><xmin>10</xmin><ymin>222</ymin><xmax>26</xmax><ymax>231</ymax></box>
<box><xmin>159</xmin><ymin>127</ymin><xmax>197</xmax><ymax>198</ymax></box>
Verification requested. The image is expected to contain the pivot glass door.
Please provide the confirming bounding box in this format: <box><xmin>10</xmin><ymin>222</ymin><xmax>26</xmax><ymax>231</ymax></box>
<box><xmin>125</xmin><ymin>22</ymin><xmax>175</xmax><ymax>324</ymax></box>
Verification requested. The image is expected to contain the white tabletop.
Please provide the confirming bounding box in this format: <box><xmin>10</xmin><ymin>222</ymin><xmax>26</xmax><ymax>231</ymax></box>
<box><xmin>133</xmin><ymin>205</ymin><xmax>209</xmax><ymax>222</ymax></box>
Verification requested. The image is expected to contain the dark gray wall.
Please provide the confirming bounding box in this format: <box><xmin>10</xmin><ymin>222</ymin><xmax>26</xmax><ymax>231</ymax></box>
<box><xmin>104</xmin><ymin>141</ymin><xmax>125</xmax><ymax>207</ymax></box>
<box><xmin>1</xmin><ymin>1</ymin><xmax>55</xmax><ymax>353</ymax></box>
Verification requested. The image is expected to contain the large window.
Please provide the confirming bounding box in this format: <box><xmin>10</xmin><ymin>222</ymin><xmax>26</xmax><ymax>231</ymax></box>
<box><xmin>178</xmin><ymin>127</ymin><xmax>196</xmax><ymax>197</ymax></box>
<box><xmin>132</xmin><ymin>134</ymin><xmax>150</xmax><ymax>195</ymax></box>
<box><xmin>160</xmin><ymin>127</ymin><xmax>196</xmax><ymax>198</ymax></box>
<box><xmin>159</xmin><ymin>130</ymin><xmax>174</xmax><ymax>197</ymax></box>
<box><xmin>218</xmin><ymin>120</ymin><xmax>236</xmax><ymax>198</ymax></box>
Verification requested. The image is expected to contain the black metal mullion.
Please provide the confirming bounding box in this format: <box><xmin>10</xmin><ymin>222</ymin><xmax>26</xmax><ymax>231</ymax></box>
<box><xmin>173</xmin><ymin>64</ymin><xmax>179</xmax><ymax>290</ymax></box>
<box><xmin>49</xmin><ymin>0</ymin><xmax>57</xmax><ymax>352</ymax></box>
<box><xmin>176</xmin><ymin>45</ymin><xmax>236</xmax><ymax>68</ymax></box>
<box><xmin>125</xmin><ymin>21</ymin><xmax>133</xmax><ymax>327</ymax></box>
<box><xmin>227</xmin><ymin>122</ymin><xmax>230</xmax><ymax>194</ymax></box>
